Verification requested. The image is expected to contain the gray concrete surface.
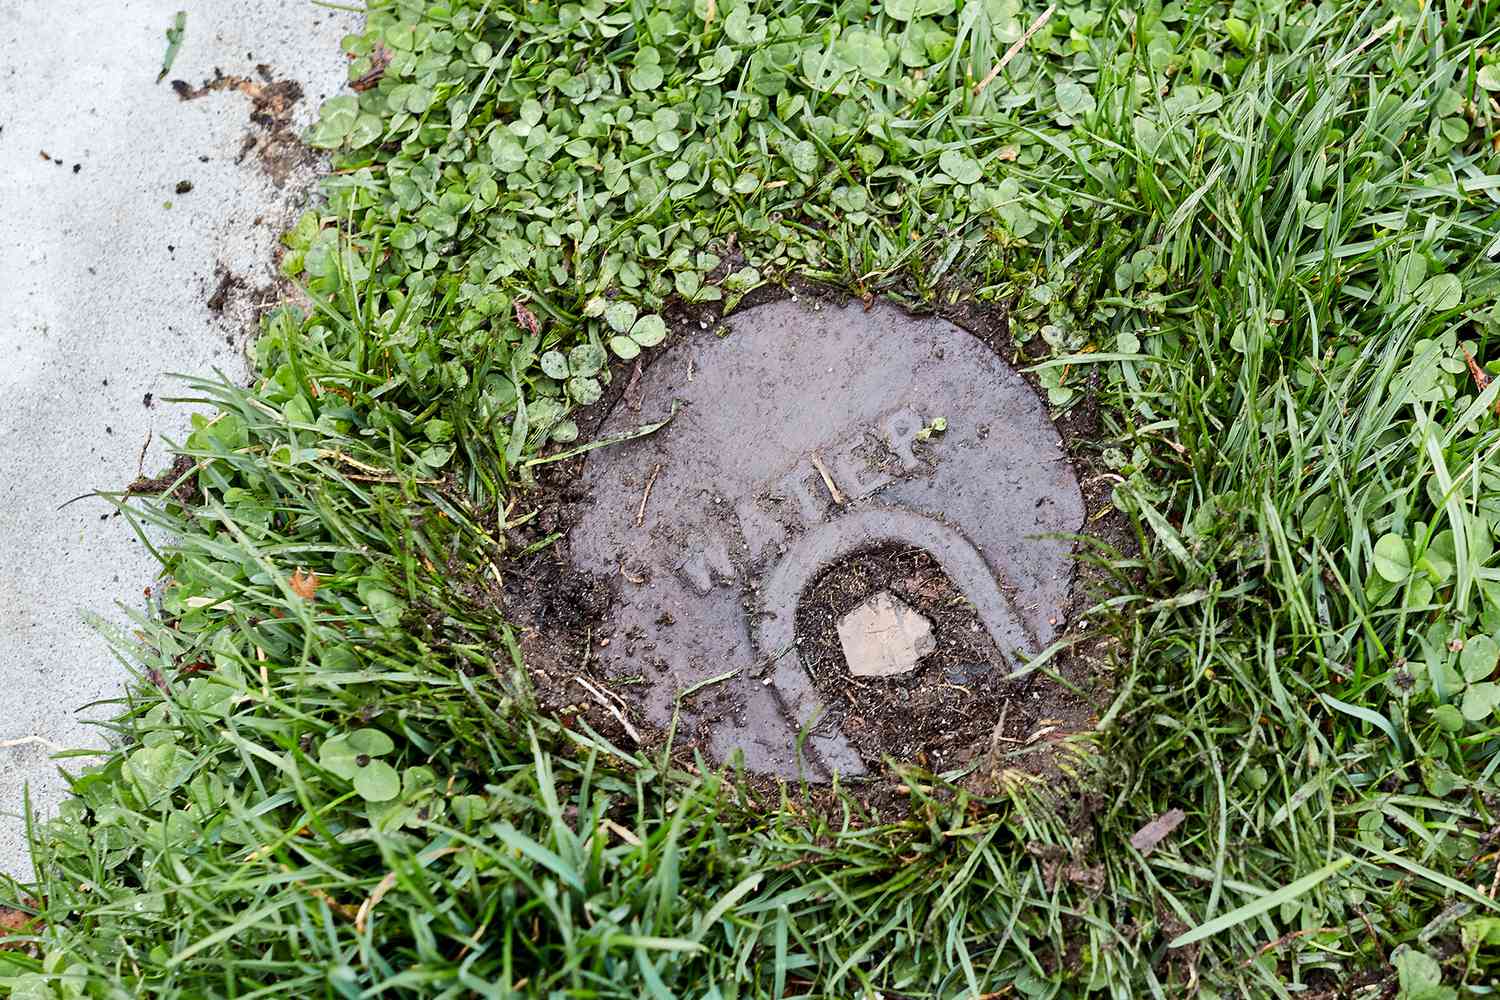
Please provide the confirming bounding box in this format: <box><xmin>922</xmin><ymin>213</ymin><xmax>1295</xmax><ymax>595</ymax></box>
<box><xmin>0</xmin><ymin>1</ymin><xmax>359</xmax><ymax>879</ymax></box>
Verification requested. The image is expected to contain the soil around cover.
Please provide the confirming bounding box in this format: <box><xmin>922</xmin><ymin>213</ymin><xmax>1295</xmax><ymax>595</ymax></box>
<box><xmin>565</xmin><ymin>298</ymin><xmax>1087</xmax><ymax>779</ymax></box>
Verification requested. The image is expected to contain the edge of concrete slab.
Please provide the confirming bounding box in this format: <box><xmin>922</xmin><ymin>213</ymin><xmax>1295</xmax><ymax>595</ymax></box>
<box><xmin>0</xmin><ymin>1</ymin><xmax>361</xmax><ymax>880</ymax></box>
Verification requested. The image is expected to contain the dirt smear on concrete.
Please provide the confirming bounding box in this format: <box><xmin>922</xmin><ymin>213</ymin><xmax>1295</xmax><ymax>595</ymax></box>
<box><xmin>168</xmin><ymin>65</ymin><xmax>328</xmax><ymax>354</ymax></box>
<box><xmin>171</xmin><ymin>65</ymin><xmax>313</xmax><ymax>188</ymax></box>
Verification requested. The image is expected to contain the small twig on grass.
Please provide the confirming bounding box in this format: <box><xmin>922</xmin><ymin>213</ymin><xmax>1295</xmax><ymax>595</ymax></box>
<box><xmin>1327</xmin><ymin>16</ymin><xmax>1399</xmax><ymax>70</ymax></box>
<box><xmin>1353</xmin><ymin>908</ymin><xmax>1387</xmax><ymax>963</ymax></box>
<box><xmin>1462</xmin><ymin>347</ymin><xmax>1500</xmax><ymax>415</ymax></box>
<box><xmin>678</xmin><ymin>667</ymin><xmax>741</xmax><ymax>701</ymax></box>
<box><xmin>356</xmin><ymin>847</ymin><xmax>460</xmax><ymax>933</ymax></box>
<box><xmin>355</xmin><ymin>872</ymin><xmax>398</xmax><ymax>934</ymax></box>
<box><xmin>1130</xmin><ymin>808</ymin><xmax>1186</xmax><ymax>856</ymax></box>
<box><xmin>345</xmin><ymin>472</ymin><xmax>441</xmax><ymax>484</ymax></box>
<box><xmin>525</xmin><ymin>401</ymin><xmax>680</xmax><ymax>469</ymax></box>
<box><xmin>454</xmin><ymin>916</ymin><xmax>492</xmax><ymax>961</ymax></box>
<box><xmin>601</xmin><ymin>818</ymin><xmax>642</xmax><ymax>846</ymax></box>
<box><xmin>809</xmin><ymin>451</ymin><xmax>846</xmax><ymax>505</ymax></box>
<box><xmin>1024</xmin><ymin>724</ymin><xmax>1057</xmax><ymax>744</ymax></box>
<box><xmin>317</xmin><ymin>449</ymin><xmax>440</xmax><ymax>484</ymax></box>
<box><xmin>973</xmin><ymin>5</ymin><xmax>1055</xmax><ymax>96</ymax></box>
<box><xmin>349</xmin><ymin>44</ymin><xmax>392</xmax><ymax>92</ymax></box>
<box><xmin>1247</xmin><ymin>926</ymin><xmax>1341</xmax><ymax>964</ymax></box>
<box><xmin>573</xmin><ymin>675</ymin><xmax>641</xmax><ymax>744</ymax></box>
<box><xmin>624</xmin><ymin>359</ymin><xmax>644</xmax><ymax>412</ymax></box>
<box><xmin>986</xmin><ymin>700</ymin><xmax>1011</xmax><ymax>761</ymax></box>
<box><xmin>636</xmin><ymin>463</ymin><xmax>662</xmax><ymax>527</ymax></box>
<box><xmin>136</xmin><ymin>430</ymin><xmax>153</xmax><ymax>479</ymax></box>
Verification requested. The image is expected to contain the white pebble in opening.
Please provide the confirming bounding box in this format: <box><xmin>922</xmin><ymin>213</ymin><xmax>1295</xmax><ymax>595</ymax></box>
<box><xmin>836</xmin><ymin>590</ymin><xmax>935</xmax><ymax>678</ymax></box>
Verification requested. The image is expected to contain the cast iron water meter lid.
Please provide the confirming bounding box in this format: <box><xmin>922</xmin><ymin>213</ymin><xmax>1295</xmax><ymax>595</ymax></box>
<box><xmin>570</xmin><ymin>299</ymin><xmax>1084</xmax><ymax>779</ymax></box>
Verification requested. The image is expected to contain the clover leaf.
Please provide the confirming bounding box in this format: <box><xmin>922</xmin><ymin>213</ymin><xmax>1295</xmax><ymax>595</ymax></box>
<box><xmin>1462</xmin><ymin>682</ymin><xmax>1500</xmax><ymax>722</ymax></box>
<box><xmin>125</xmin><ymin>743</ymin><xmax>195</xmax><ymax>806</ymax></box>
<box><xmin>675</xmin><ymin>270</ymin><xmax>721</xmax><ymax>302</ymax></box>
<box><xmin>1431</xmin><ymin>703</ymin><xmax>1465</xmax><ymax>732</ymax></box>
<box><xmin>452</xmin><ymin>794</ymin><xmax>491</xmax><ymax>825</ymax></box>
<box><xmin>602</xmin><ymin>302</ymin><xmax>637</xmax><ymax>332</ymax></box>
<box><xmin>569</xmin><ymin>343</ymin><xmax>606</xmax><ymax>378</ymax></box>
<box><xmin>308</xmin><ymin>95</ymin><xmax>358</xmax><ymax>149</ymax></box>
<box><xmin>539</xmin><ymin>342</ymin><xmax>608</xmax><ymax>404</ymax></box>
<box><xmin>884</xmin><ymin>0</ymin><xmax>952</xmax><ymax>22</ymax></box>
<box><xmin>939</xmin><ymin>148</ymin><xmax>983</xmax><ymax>186</ymax></box>
<box><xmin>527</xmin><ymin>397</ymin><xmax>579</xmax><ymax>445</ymax></box>
<box><xmin>630</xmin><ymin>61</ymin><xmax>664</xmax><ymax>91</ymax></box>
<box><xmin>785</xmin><ymin>139</ymin><xmax>820</xmax><ymax>175</ymax></box>
<box><xmin>1422</xmin><ymin>634</ymin><xmax>1500</xmax><ymax>726</ymax></box>
<box><xmin>838</xmin><ymin>29</ymin><xmax>890</xmax><ymax>79</ymax></box>
<box><xmin>609</xmin><ymin>313</ymin><xmax>669</xmax><ymax>359</ymax></box>
<box><xmin>1055</xmin><ymin>79</ymin><xmax>1096</xmax><ymax>118</ymax></box>
<box><xmin>630</xmin><ymin>314</ymin><xmax>668</xmax><ymax>347</ymax></box>
<box><xmin>1394</xmin><ymin>945</ymin><xmax>1457</xmax><ymax>1000</ymax></box>
<box><xmin>724</xmin><ymin>7</ymin><xmax>767</xmax><ymax>44</ymax></box>
<box><xmin>357</xmin><ymin>579</ymin><xmax>405</xmax><ymax>628</ymax></box>
<box><xmin>319</xmin><ymin>729</ymin><xmax>400</xmax><ymax>802</ymax></box>
<box><xmin>368</xmin><ymin>765</ymin><xmax>442</xmax><ymax>832</ymax></box>
<box><xmin>568</xmin><ymin>376</ymin><xmax>603</xmax><ymax>405</ymax></box>
<box><xmin>1373</xmin><ymin>533</ymin><xmax>1411</xmax><ymax>583</ymax></box>
<box><xmin>1415</xmin><ymin>274</ymin><xmax>1462</xmax><ymax>312</ymax></box>
<box><xmin>1460</xmin><ymin>635</ymin><xmax>1498</xmax><ymax>682</ymax></box>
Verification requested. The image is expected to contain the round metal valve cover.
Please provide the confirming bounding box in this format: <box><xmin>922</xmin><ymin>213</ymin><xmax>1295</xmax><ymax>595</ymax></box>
<box><xmin>569</xmin><ymin>299</ymin><xmax>1083</xmax><ymax>779</ymax></box>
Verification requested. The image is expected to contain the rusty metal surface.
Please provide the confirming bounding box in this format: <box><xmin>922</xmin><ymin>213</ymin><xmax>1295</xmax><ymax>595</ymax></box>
<box><xmin>569</xmin><ymin>299</ymin><xmax>1083</xmax><ymax>779</ymax></box>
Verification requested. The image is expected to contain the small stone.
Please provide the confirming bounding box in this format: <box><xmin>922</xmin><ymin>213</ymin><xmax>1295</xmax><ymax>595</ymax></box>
<box><xmin>944</xmin><ymin>662</ymin><xmax>987</xmax><ymax>686</ymax></box>
<box><xmin>837</xmin><ymin>591</ymin><xmax>935</xmax><ymax>678</ymax></box>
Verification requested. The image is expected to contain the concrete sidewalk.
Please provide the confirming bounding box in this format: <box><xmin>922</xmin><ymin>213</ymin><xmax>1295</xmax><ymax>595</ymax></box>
<box><xmin>0</xmin><ymin>1</ymin><xmax>358</xmax><ymax>879</ymax></box>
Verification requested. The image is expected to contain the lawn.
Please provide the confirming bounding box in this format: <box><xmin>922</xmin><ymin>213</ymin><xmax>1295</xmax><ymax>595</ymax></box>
<box><xmin>4</xmin><ymin>0</ymin><xmax>1500</xmax><ymax>996</ymax></box>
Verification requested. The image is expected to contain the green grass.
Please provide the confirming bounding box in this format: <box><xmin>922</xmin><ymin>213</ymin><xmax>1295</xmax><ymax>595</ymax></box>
<box><xmin>6</xmin><ymin>0</ymin><xmax>1500</xmax><ymax>996</ymax></box>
